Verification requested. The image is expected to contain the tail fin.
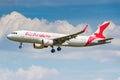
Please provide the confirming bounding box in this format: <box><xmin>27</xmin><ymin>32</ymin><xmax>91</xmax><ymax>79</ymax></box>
<box><xmin>93</xmin><ymin>21</ymin><xmax>110</xmax><ymax>39</ymax></box>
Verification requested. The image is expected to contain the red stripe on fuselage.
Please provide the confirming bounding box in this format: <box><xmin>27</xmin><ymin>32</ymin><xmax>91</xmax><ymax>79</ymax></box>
<box><xmin>85</xmin><ymin>36</ymin><xmax>96</xmax><ymax>46</ymax></box>
<box><xmin>25</xmin><ymin>32</ymin><xmax>51</xmax><ymax>38</ymax></box>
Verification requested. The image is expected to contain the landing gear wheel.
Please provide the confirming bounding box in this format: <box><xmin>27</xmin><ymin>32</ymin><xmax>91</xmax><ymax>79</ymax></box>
<box><xmin>57</xmin><ymin>47</ymin><xmax>61</xmax><ymax>51</ymax></box>
<box><xmin>51</xmin><ymin>49</ymin><xmax>55</xmax><ymax>53</ymax></box>
<box><xmin>19</xmin><ymin>46</ymin><xmax>22</xmax><ymax>49</ymax></box>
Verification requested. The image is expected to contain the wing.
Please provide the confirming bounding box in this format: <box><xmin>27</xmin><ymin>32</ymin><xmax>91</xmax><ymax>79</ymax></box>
<box><xmin>52</xmin><ymin>25</ymin><xmax>88</xmax><ymax>45</ymax></box>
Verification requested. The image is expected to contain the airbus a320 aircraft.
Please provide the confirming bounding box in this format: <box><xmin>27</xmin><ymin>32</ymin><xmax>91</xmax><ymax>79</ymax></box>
<box><xmin>7</xmin><ymin>21</ymin><xmax>113</xmax><ymax>53</ymax></box>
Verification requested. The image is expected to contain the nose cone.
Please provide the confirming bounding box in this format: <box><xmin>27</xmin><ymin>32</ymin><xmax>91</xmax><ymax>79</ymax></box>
<box><xmin>7</xmin><ymin>34</ymin><xmax>12</xmax><ymax>40</ymax></box>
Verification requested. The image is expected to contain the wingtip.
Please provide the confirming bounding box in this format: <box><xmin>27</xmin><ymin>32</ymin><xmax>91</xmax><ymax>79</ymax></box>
<box><xmin>82</xmin><ymin>24</ymin><xmax>88</xmax><ymax>32</ymax></box>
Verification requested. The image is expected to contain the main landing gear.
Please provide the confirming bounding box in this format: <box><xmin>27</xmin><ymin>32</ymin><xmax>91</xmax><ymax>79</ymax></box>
<box><xmin>57</xmin><ymin>47</ymin><xmax>61</xmax><ymax>51</ymax></box>
<box><xmin>51</xmin><ymin>46</ymin><xmax>62</xmax><ymax>53</ymax></box>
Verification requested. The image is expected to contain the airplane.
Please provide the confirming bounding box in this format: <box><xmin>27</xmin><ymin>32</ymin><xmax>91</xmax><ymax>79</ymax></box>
<box><xmin>7</xmin><ymin>21</ymin><xmax>113</xmax><ymax>53</ymax></box>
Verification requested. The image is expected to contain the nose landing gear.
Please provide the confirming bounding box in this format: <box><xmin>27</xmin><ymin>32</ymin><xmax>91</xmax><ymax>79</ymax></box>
<box><xmin>19</xmin><ymin>42</ymin><xmax>22</xmax><ymax>49</ymax></box>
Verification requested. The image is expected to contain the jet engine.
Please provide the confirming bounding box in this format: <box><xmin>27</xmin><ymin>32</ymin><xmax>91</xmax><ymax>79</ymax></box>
<box><xmin>33</xmin><ymin>39</ymin><xmax>54</xmax><ymax>49</ymax></box>
<box><xmin>33</xmin><ymin>43</ymin><xmax>45</xmax><ymax>49</ymax></box>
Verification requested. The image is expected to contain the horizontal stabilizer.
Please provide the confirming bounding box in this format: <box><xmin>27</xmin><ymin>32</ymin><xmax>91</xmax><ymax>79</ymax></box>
<box><xmin>98</xmin><ymin>38</ymin><xmax>113</xmax><ymax>43</ymax></box>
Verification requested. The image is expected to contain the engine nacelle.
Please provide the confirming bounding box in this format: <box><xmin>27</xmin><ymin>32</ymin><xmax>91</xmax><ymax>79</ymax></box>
<box><xmin>33</xmin><ymin>43</ymin><xmax>45</xmax><ymax>49</ymax></box>
<box><xmin>33</xmin><ymin>39</ymin><xmax>54</xmax><ymax>49</ymax></box>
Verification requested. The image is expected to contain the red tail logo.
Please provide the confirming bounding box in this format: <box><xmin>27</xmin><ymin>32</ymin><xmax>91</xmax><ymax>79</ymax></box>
<box><xmin>85</xmin><ymin>21</ymin><xmax>110</xmax><ymax>46</ymax></box>
<box><xmin>94</xmin><ymin>21</ymin><xmax>110</xmax><ymax>38</ymax></box>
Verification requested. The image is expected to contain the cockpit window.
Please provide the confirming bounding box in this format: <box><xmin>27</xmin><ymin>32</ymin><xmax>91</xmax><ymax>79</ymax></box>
<box><xmin>11</xmin><ymin>32</ymin><xmax>17</xmax><ymax>34</ymax></box>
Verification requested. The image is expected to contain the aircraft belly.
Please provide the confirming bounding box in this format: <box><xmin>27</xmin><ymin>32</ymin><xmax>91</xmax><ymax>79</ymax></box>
<box><xmin>65</xmin><ymin>38</ymin><xmax>87</xmax><ymax>47</ymax></box>
<box><xmin>23</xmin><ymin>37</ymin><xmax>42</xmax><ymax>43</ymax></box>
<box><xmin>69</xmin><ymin>42</ymin><xmax>85</xmax><ymax>47</ymax></box>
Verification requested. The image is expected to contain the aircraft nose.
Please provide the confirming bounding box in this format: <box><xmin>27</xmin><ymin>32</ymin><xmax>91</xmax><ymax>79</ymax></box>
<box><xmin>7</xmin><ymin>34</ymin><xmax>12</xmax><ymax>39</ymax></box>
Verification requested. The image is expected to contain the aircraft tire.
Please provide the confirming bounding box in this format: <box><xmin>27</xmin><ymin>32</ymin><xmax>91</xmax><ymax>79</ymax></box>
<box><xmin>51</xmin><ymin>49</ymin><xmax>55</xmax><ymax>53</ymax></box>
<box><xmin>57</xmin><ymin>47</ymin><xmax>61</xmax><ymax>51</ymax></box>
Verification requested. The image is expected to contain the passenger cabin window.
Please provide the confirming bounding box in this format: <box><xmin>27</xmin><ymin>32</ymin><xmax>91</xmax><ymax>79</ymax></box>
<box><xmin>11</xmin><ymin>32</ymin><xmax>17</xmax><ymax>34</ymax></box>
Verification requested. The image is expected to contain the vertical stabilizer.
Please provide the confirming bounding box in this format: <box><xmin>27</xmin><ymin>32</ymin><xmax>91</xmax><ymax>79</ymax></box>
<box><xmin>94</xmin><ymin>21</ymin><xmax>110</xmax><ymax>39</ymax></box>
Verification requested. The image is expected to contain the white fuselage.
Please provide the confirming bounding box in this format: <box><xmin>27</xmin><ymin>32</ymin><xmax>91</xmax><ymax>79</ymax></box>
<box><xmin>7</xmin><ymin>30</ymin><xmax>104</xmax><ymax>47</ymax></box>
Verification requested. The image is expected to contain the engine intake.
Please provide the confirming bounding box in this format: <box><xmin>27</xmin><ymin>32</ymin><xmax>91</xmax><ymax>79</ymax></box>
<box><xmin>33</xmin><ymin>39</ymin><xmax>54</xmax><ymax>49</ymax></box>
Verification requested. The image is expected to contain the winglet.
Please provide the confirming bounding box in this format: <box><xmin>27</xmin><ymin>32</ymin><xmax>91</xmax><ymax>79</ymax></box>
<box><xmin>82</xmin><ymin>24</ymin><xmax>88</xmax><ymax>32</ymax></box>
